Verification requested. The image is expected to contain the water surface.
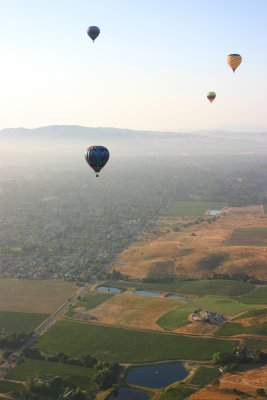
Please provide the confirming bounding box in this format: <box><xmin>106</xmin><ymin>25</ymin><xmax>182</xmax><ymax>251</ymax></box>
<box><xmin>96</xmin><ymin>286</ymin><xmax>121</xmax><ymax>294</ymax></box>
<box><xmin>134</xmin><ymin>290</ymin><xmax>161</xmax><ymax>297</ymax></box>
<box><xmin>125</xmin><ymin>361</ymin><xmax>188</xmax><ymax>388</ymax></box>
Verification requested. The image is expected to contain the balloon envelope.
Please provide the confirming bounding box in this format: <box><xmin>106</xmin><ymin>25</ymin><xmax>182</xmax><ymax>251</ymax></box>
<box><xmin>227</xmin><ymin>54</ymin><xmax>242</xmax><ymax>72</ymax></box>
<box><xmin>87</xmin><ymin>26</ymin><xmax>100</xmax><ymax>42</ymax></box>
<box><xmin>207</xmin><ymin>91</ymin><xmax>216</xmax><ymax>103</ymax></box>
<box><xmin>85</xmin><ymin>146</ymin><xmax>109</xmax><ymax>177</ymax></box>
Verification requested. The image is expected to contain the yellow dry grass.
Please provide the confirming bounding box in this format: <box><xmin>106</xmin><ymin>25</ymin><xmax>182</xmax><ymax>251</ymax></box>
<box><xmin>111</xmin><ymin>206</ymin><xmax>267</xmax><ymax>280</ymax></box>
<box><xmin>188</xmin><ymin>387</ymin><xmax>244</xmax><ymax>400</ymax></box>
<box><xmin>87</xmin><ymin>292</ymin><xmax>181</xmax><ymax>330</ymax></box>
<box><xmin>219</xmin><ymin>365</ymin><xmax>267</xmax><ymax>394</ymax></box>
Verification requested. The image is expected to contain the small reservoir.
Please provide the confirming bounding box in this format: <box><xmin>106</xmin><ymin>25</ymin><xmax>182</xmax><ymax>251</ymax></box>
<box><xmin>125</xmin><ymin>361</ymin><xmax>188</xmax><ymax>388</ymax></box>
<box><xmin>96</xmin><ymin>286</ymin><xmax>121</xmax><ymax>294</ymax></box>
<box><xmin>134</xmin><ymin>290</ymin><xmax>161</xmax><ymax>297</ymax></box>
<box><xmin>107</xmin><ymin>387</ymin><xmax>149</xmax><ymax>400</ymax></box>
<box><xmin>165</xmin><ymin>293</ymin><xmax>186</xmax><ymax>301</ymax></box>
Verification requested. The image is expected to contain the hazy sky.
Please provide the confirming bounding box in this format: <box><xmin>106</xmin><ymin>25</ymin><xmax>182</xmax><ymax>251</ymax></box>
<box><xmin>0</xmin><ymin>0</ymin><xmax>267</xmax><ymax>131</ymax></box>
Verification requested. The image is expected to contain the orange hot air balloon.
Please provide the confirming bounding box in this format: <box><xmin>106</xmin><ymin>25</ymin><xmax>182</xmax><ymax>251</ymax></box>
<box><xmin>227</xmin><ymin>54</ymin><xmax>242</xmax><ymax>72</ymax></box>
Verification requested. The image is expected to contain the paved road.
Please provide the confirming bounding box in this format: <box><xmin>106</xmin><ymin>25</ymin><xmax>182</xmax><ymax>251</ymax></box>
<box><xmin>0</xmin><ymin>284</ymin><xmax>88</xmax><ymax>378</ymax></box>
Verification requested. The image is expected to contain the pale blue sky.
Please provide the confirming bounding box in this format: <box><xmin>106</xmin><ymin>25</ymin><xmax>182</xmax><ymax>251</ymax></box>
<box><xmin>0</xmin><ymin>0</ymin><xmax>266</xmax><ymax>131</ymax></box>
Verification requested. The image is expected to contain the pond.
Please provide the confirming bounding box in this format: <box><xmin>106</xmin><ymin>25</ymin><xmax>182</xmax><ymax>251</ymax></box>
<box><xmin>134</xmin><ymin>290</ymin><xmax>161</xmax><ymax>297</ymax></box>
<box><xmin>125</xmin><ymin>361</ymin><xmax>188</xmax><ymax>388</ymax></box>
<box><xmin>107</xmin><ymin>387</ymin><xmax>150</xmax><ymax>400</ymax></box>
<box><xmin>96</xmin><ymin>286</ymin><xmax>121</xmax><ymax>294</ymax></box>
<box><xmin>165</xmin><ymin>293</ymin><xmax>186</xmax><ymax>301</ymax></box>
<box><xmin>209</xmin><ymin>209</ymin><xmax>221</xmax><ymax>216</ymax></box>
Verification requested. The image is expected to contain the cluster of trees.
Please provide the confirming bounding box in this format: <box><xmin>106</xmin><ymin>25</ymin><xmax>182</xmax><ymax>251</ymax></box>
<box><xmin>22</xmin><ymin>348</ymin><xmax>119</xmax><ymax>392</ymax></box>
<box><xmin>212</xmin><ymin>346</ymin><xmax>267</xmax><ymax>372</ymax></box>
<box><xmin>211</xmin><ymin>272</ymin><xmax>262</xmax><ymax>283</ymax></box>
<box><xmin>0</xmin><ymin>332</ymin><xmax>31</xmax><ymax>349</ymax></box>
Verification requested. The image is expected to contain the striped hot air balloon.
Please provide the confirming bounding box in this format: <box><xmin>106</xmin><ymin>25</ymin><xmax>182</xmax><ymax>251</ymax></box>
<box><xmin>227</xmin><ymin>54</ymin><xmax>242</xmax><ymax>73</ymax></box>
<box><xmin>207</xmin><ymin>92</ymin><xmax>216</xmax><ymax>103</ymax></box>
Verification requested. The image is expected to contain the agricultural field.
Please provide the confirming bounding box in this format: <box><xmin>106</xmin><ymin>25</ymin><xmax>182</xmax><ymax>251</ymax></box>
<box><xmin>263</xmin><ymin>204</ymin><xmax>267</xmax><ymax>214</ymax></box>
<box><xmin>233</xmin><ymin>307</ymin><xmax>267</xmax><ymax>320</ymax></box>
<box><xmin>0</xmin><ymin>279</ymin><xmax>76</xmax><ymax>313</ymax></box>
<box><xmin>177</xmin><ymin>280</ymin><xmax>254</xmax><ymax>296</ymax></box>
<box><xmin>7</xmin><ymin>358</ymin><xmax>96</xmax><ymax>391</ymax></box>
<box><xmin>0</xmin><ymin>311</ymin><xmax>49</xmax><ymax>333</ymax></box>
<box><xmin>158</xmin><ymin>383</ymin><xmax>195</xmax><ymax>399</ymax></box>
<box><xmin>157</xmin><ymin>305</ymin><xmax>194</xmax><ymax>331</ymax></box>
<box><xmin>103</xmin><ymin>279</ymin><xmax>255</xmax><ymax>297</ymax></box>
<box><xmin>189</xmin><ymin>366</ymin><xmax>221</xmax><ymax>386</ymax></box>
<box><xmin>191</xmin><ymin>295</ymin><xmax>258</xmax><ymax>316</ymax></box>
<box><xmin>0</xmin><ymin>380</ymin><xmax>25</xmax><ymax>395</ymax></box>
<box><xmin>164</xmin><ymin>201</ymin><xmax>225</xmax><ymax>216</ymax></box>
<box><xmin>215</xmin><ymin>321</ymin><xmax>267</xmax><ymax>336</ymax></box>
<box><xmin>75</xmin><ymin>291</ymin><xmax>113</xmax><ymax>310</ymax></box>
<box><xmin>238</xmin><ymin>285</ymin><xmax>267</xmax><ymax>304</ymax></box>
<box><xmin>88</xmin><ymin>292</ymin><xmax>180</xmax><ymax>331</ymax></box>
<box><xmin>35</xmin><ymin>320</ymin><xmax>237</xmax><ymax>363</ymax></box>
<box><xmin>226</xmin><ymin>228</ymin><xmax>267</xmax><ymax>246</ymax></box>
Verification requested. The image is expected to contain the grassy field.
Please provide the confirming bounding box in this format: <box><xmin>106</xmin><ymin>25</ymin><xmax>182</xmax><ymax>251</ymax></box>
<box><xmin>103</xmin><ymin>279</ymin><xmax>255</xmax><ymax>297</ymax></box>
<box><xmin>164</xmin><ymin>201</ymin><xmax>225</xmax><ymax>216</ymax></box>
<box><xmin>239</xmin><ymin>286</ymin><xmax>267</xmax><ymax>305</ymax></box>
<box><xmin>0</xmin><ymin>380</ymin><xmax>25</xmax><ymax>394</ymax></box>
<box><xmin>215</xmin><ymin>322</ymin><xmax>267</xmax><ymax>336</ymax></box>
<box><xmin>35</xmin><ymin>320</ymin><xmax>237</xmax><ymax>363</ymax></box>
<box><xmin>189</xmin><ymin>366</ymin><xmax>221</xmax><ymax>386</ymax></box>
<box><xmin>233</xmin><ymin>308</ymin><xmax>267</xmax><ymax>320</ymax></box>
<box><xmin>226</xmin><ymin>228</ymin><xmax>267</xmax><ymax>246</ymax></box>
<box><xmin>157</xmin><ymin>305</ymin><xmax>194</xmax><ymax>330</ymax></box>
<box><xmin>0</xmin><ymin>311</ymin><xmax>49</xmax><ymax>333</ymax></box>
<box><xmin>178</xmin><ymin>280</ymin><xmax>254</xmax><ymax>297</ymax></box>
<box><xmin>7</xmin><ymin>358</ymin><xmax>96</xmax><ymax>391</ymax></box>
<box><xmin>158</xmin><ymin>383</ymin><xmax>195</xmax><ymax>399</ymax></box>
<box><xmin>0</xmin><ymin>279</ymin><xmax>76</xmax><ymax>313</ymax></box>
<box><xmin>191</xmin><ymin>295</ymin><xmax>258</xmax><ymax>316</ymax></box>
<box><xmin>244</xmin><ymin>338</ymin><xmax>267</xmax><ymax>351</ymax></box>
<box><xmin>75</xmin><ymin>292</ymin><xmax>113</xmax><ymax>310</ymax></box>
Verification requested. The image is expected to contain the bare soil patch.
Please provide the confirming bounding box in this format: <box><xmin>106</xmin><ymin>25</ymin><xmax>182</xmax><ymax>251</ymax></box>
<box><xmin>175</xmin><ymin>322</ymin><xmax>217</xmax><ymax>335</ymax></box>
<box><xmin>188</xmin><ymin>387</ymin><xmax>239</xmax><ymax>400</ymax></box>
<box><xmin>86</xmin><ymin>292</ymin><xmax>180</xmax><ymax>331</ymax></box>
<box><xmin>220</xmin><ymin>365</ymin><xmax>267</xmax><ymax>395</ymax></box>
<box><xmin>111</xmin><ymin>206</ymin><xmax>267</xmax><ymax>280</ymax></box>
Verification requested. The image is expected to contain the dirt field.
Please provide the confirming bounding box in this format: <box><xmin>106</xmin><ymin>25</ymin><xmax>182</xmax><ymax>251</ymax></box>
<box><xmin>83</xmin><ymin>292</ymin><xmax>181</xmax><ymax>330</ymax></box>
<box><xmin>188</xmin><ymin>365</ymin><xmax>267</xmax><ymax>399</ymax></box>
<box><xmin>188</xmin><ymin>387</ymin><xmax>246</xmax><ymax>400</ymax></box>
<box><xmin>0</xmin><ymin>279</ymin><xmax>76</xmax><ymax>313</ymax></box>
<box><xmin>220</xmin><ymin>365</ymin><xmax>267</xmax><ymax>395</ymax></box>
<box><xmin>111</xmin><ymin>205</ymin><xmax>267</xmax><ymax>280</ymax></box>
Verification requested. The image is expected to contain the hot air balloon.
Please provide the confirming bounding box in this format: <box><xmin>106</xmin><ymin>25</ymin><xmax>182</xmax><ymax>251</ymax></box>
<box><xmin>85</xmin><ymin>146</ymin><xmax>109</xmax><ymax>177</ymax></box>
<box><xmin>227</xmin><ymin>54</ymin><xmax>242</xmax><ymax>72</ymax></box>
<box><xmin>87</xmin><ymin>26</ymin><xmax>100</xmax><ymax>42</ymax></box>
<box><xmin>207</xmin><ymin>92</ymin><xmax>216</xmax><ymax>103</ymax></box>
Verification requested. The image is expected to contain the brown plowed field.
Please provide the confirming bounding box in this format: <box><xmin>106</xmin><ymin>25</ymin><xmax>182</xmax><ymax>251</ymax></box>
<box><xmin>86</xmin><ymin>292</ymin><xmax>180</xmax><ymax>330</ymax></box>
<box><xmin>111</xmin><ymin>206</ymin><xmax>267</xmax><ymax>280</ymax></box>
